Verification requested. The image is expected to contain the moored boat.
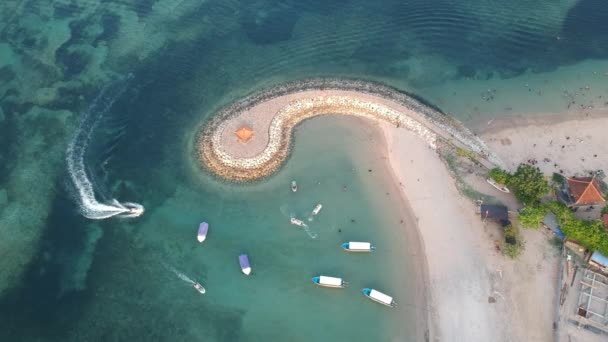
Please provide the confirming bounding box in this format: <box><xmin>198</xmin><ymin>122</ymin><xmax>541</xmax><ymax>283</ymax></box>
<box><xmin>312</xmin><ymin>276</ymin><xmax>347</xmax><ymax>288</ymax></box>
<box><xmin>312</xmin><ymin>203</ymin><xmax>323</xmax><ymax>216</ymax></box>
<box><xmin>193</xmin><ymin>282</ymin><xmax>206</xmax><ymax>294</ymax></box>
<box><xmin>290</xmin><ymin>217</ymin><xmax>306</xmax><ymax>227</ymax></box>
<box><xmin>291</xmin><ymin>180</ymin><xmax>298</xmax><ymax>192</ymax></box>
<box><xmin>342</xmin><ymin>241</ymin><xmax>375</xmax><ymax>252</ymax></box>
<box><xmin>197</xmin><ymin>222</ymin><xmax>209</xmax><ymax>243</ymax></box>
<box><xmin>362</xmin><ymin>288</ymin><xmax>396</xmax><ymax>307</ymax></box>
<box><xmin>239</xmin><ymin>254</ymin><xmax>252</xmax><ymax>276</ymax></box>
<box><xmin>486</xmin><ymin>178</ymin><xmax>510</xmax><ymax>193</ymax></box>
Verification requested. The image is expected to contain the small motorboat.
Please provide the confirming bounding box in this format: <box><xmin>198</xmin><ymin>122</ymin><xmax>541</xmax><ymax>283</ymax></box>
<box><xmin>290</xmin><ymin>217</ymin><xmax>306</xmax><ymax>227</ymax></box>
<box><xmin>342</xmin><ymin>241</ymin><xmax>375</xmax><ymax>252</ymax></box>
<box><xmin>193</xmin><ymin>282</ymin><xmax>206</xmax><ymax>294</ymax></box>
<box><xmin>291</xmin><ymin>180</ymin><xmax>297</xmax><ymax>192</ymax></box>
<box><xmin>486</xmin><ymin>178</ymin><xmax>510</xmax><ymax>193</ymax></box>
<box><xmin>312</xmin><ymin>204</ymin><xmax>323</xmax><ymax>216</ymax></box>
<box><xmin>312</xmin><ymin>276</ymin><xmax>348</xmax><ymax>288</ymax></box>
<box><xmin>362</xmin><ymin>288</ymin><xmax>396</xmax><ymax>308</ymax></box>
<box><xmin>239</xmin><ymin>254</ymin><xmax>252</xmax><ymax>276</ymax></box>
<box><xmin>197</xmin><ymin>222</ymin><xmax>209</xmax><ymax>243</ymax></box>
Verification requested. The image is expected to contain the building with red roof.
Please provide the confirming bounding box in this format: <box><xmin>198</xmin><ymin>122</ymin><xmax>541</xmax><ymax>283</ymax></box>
<box><xmin>565</xmin><ymin>176</ymin><xmax>606</xmax><ymax>206</ymax></box>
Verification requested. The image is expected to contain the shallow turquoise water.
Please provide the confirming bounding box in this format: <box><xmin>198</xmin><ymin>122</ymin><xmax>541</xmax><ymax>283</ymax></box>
<box><xmin>1</xmin><ymin>0</ymin><xmax>607</xmax><ymax>340</ymax></box>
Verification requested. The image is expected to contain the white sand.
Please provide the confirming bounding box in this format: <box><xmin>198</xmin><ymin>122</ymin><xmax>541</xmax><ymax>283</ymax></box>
<box><xmin>381</xmin><ymin>123</ymin><xmax>558</xmax><ymax>341</ymax></box>
<box><xmin>480</xmin><ymin>112</ymin><xmax>608</xmax><ymax>176</ymax></box>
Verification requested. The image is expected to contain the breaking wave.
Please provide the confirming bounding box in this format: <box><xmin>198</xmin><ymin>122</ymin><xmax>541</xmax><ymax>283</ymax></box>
<box><xmin>66</xmin><ymin>74</ymin><xmax>144</xmax><ymax>219</ymax></box>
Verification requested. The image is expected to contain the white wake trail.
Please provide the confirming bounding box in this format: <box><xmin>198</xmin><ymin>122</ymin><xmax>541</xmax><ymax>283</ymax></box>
<box><xmin>163</xmin><ymin>263</ymin><xmax>196</xmax><ymax>285</ymax></box>
<box><xmin>66</xmin><ymin>74</ymin><xmax>144</xmax><ymax>219</ymax></box>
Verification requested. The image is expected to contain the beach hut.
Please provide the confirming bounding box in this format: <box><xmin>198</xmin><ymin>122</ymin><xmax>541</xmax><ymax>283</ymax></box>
<box><xmin>235</xmin><ymin>126</ymin><xmax>254</xmax><ymax>143</ymax></box>
<box><xmin>563</xmin><ymin>176</ymin><xmax>606</xmax><ymax>207</ymax></box>
<box><xmin>480</xmin><ymin>204</ymin><xmax>510</xmax><ymax>226</ymax></box>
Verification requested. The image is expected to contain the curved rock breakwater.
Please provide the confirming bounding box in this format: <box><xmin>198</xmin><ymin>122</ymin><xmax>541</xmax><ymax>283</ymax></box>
<box><xmin>198</xmin><ymin>79</ymin><xmax>502</xmax><ymax>182</ymax></box>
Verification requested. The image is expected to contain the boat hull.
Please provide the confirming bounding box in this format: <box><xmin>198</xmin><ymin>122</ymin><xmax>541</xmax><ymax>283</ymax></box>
<box><xmin>342</xmin><ymin>242</ymin><xmax>375</xmax><ymax>252</ymax></box>
<box><xmin>362</xmin><ymin>288</ymin><xmax>395</xmax><ymax>307</ymax></box>
<box><xmin>239</xmin><ymin>254</ymin><xmax>252</xmax><ymax>276</ymax></box>
<box><xmin>197</xmin><ymin>222</ymin><xmax>209</xmax><ymax>243</ymax></box>
<box><xmin>312</xmin><ymin>277</ymin><xmax>346</xmax><ymax>288</ymax></box>
<box><xmin>486</xmin><ymin>178</ymin><xmax>510</xmax><ymax>193</ymax></box>
<box><xmin>194</xmin><ymin>283</ymin><xmax>206</xmax><ymax>294</ymax></box>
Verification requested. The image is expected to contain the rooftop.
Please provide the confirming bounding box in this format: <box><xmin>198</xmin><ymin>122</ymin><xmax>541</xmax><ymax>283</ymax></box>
<box><xmin>567</xmin><ymin>176</ymin><xmax>605</xmax><ymax>206</ymax></box>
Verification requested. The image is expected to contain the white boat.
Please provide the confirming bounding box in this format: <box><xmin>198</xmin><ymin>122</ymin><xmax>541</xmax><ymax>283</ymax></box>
<box><xmin>291</xmin><ymin>180</ymin><xmax>298</xmax><ymax>192</ymax></box>
<box><xmin>193</xmin><ymin>282</ymin><xmax>206</xmax><ymax>294</ymax></box>
<box><xmin>312</xmin><ymin>204</ymin><xmax>323</xmax><ymax>216</ymax></box>
<box><xmin>290</xmin><ymin>217</ymin><xmax>306</xmax><ymax>227</ymax></box>
<box><xmin>342</xmin><ymin>241</ymin><xmax>375</xmax><ymax>252</ymax></box>
<box><xmin>312</xmin><ymin>276</ymin><xmax>347</xmax><ymax>288</ymax></box>
<box><xmin>362</xmin><ymin>288</ymin><xmax>396</xmax><ymax>307</ymax></box>
<box><xmin>486</xmin><ymin>178</ymin><xmax>510</xmax><ymax>193</ymax></box>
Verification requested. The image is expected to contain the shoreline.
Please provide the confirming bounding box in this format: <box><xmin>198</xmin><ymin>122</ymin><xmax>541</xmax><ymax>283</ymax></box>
<box><xmin>197</xmin><ymin>79</ymin><xmax>502</xmax><ymax>182</ymax></box>
<box><xmin>478</xmin><ymin>108</ymin><xmax>608</xmax><ymax>175</ymax></box>
<box><xmin>380</xmin><ymin>123</ymin><xmax>558</xmax><ymax>341</ymax></box>
<box><xmin>372</xmin><ymin>122</ymin><xmax>435</xmax><ymax>341</ymax></box>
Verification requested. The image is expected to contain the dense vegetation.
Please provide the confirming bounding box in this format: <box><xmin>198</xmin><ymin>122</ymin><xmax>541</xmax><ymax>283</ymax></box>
<box><xmin>509</xmin><ymin>165</ymin><xmax>549</xmax><ymax>205</ymax></box>
<box><xmin>489</xmin><ymin>167</ymin><xmax>510</xmax><ymax>186</ymax></box>
<box><xmin>546</xmin><ymin>202</ymin><xmax>608</xmax><ymax>255</ymax></box>
<box><xmin>518</xmin><ymin>205</ymin><xmax>549</xmax><ymax>229</ymax></box>
<box><xmin>490</xmin><ymin>164</ymin><xmax>608</xmax><ymax>256</ymax></box>
<box><xmin>489</xmin><ymin>165</ymin><xmax>548</xmax><ymax>205</ymax></box>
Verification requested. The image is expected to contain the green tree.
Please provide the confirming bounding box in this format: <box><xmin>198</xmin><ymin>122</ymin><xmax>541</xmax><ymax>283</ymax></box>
<box><xmin>489</xmin><ymin>167</ymin><xmax>510</xmax><ymax>185</ymax></box>
<box><xmin>508</xmin><ymin>165</ymin><xmax>548</xmax><ymax>205</ymax></box>
<box><xmin>502</xmin><ymin>224</ymin><xmax>525</xmax><ymax>258</ymax></box>
<box><xmin>518</xmin><ymin>205</ymin><xmax>549</xmax><ymax>229</ymax></box>
<box><xmin>547</xmin><ymin>201</ymin><xmax>608</xmax><ymax>255</ymax></box>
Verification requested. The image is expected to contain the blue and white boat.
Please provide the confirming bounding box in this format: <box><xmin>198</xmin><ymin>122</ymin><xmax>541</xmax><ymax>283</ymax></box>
<box><xmin>312</xmin><ymin>276</ymin><xmax>347</xmax><ymax>288</ymax></box>
<box><xmin>342</xmin><ymin>241</ymin><xmax>375</xmax><ymax>252</ymax></box>
<box><xmin>362</xmin><ymin>288</ymin><xmax>396</xmax><ymax>307</ymax></box>
<box><xmin>239</xmin><ymin>254</ymin><xmax>252</xmax><ymax>276</ymax></box>
<box><xmin>197</xmin><ymin>222</ymin><xmax>209</xmax><ymax>243</ymax></box>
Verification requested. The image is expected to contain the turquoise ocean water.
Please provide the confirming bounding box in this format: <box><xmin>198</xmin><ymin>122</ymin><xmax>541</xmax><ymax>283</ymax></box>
<box><xmin>1</xmin><ymin>0</ymin><xmax>607</xmax><ymax>340</ymax></box>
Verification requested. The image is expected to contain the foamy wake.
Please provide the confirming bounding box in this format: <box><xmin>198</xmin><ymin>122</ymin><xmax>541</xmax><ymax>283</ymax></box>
<box><xmin>66</xmin><ymin>74</ymin><xmax>144</xmax><ymax>219</ymax></box>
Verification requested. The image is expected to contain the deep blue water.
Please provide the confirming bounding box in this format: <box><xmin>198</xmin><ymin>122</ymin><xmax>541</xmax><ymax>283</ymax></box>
<box><xmin>1</xmin><ymin>0</ymin><xmax>607</xmax><ymax>340</ymax></box>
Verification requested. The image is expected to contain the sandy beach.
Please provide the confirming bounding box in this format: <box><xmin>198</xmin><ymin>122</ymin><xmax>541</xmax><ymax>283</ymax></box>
<box><xmin>480</xmin><ymin>111</ymin><xmax>608</xmax><ymax>176</ymax></box>
<box><xmin>381</xmin><ymin>123</ymin><xmax>559</xmax><ymax>341</ymax></box>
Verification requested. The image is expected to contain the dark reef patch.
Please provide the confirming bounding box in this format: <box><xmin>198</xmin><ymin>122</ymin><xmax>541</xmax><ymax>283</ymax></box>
<box><xmin>0</xmin><ymin>66</ymin><xmax>16</xmax><ymax>83</ymax></box>
<box><xmin>0</xmin><ymin>189</ymin><xmax>91</xmax><ymax>341</ymax></box>
<box><xmin>93</xmin><ymin>12</ymin><xmax>121</xmax><ymax>46</ymax></box>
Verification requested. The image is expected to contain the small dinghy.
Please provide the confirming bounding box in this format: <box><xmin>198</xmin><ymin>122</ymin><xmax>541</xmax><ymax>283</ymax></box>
<box><xmin>239</xmin><ymin>254</ymin><xmax>252</xmax><ymax>276</ymax></box>
<box><xmin>290</xmin><ymin>217</ymin><xmax>306</xmax><ymax>227</ymax></box>
<box><xmin>312</xmin><ymin>276</ymin><xmax>348</xmax><ymax>288</ymax></box>
<box><xmin>312</xmin><ymin>204</ymin><xmax>323</xmax><ymax>216</ymax></box>
<box><xmin>362</xmin><ymin>288</ymin><xmax>396</xmax><ymax>307</ymax></box>
<box><xmin>486</xmin><ymin>178</ymin><xmax>510</xmax><ymax>193</ymax></box>
<box><xmin>193</xmin><ymin>282</ymin><xmax>206</xmax><ymax>295</ymax></box>
<box><xmin>197</xmin><ymin>222</ymin><xmax>209</xmax><ymax>243</ymax></box>
<box><xmin>291</xmin><ymin>180</ymin><xmax>298</xmax><ymax>192</ymax></box>
<box><xmin>342</xmin><ymin>241</ymin><xmax>375</xmax><ymax>252</ymax></box>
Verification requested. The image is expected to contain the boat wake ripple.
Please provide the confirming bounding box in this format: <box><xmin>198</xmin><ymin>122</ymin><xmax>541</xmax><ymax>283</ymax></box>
<box><xmin>66</xmin><ymin>74</ymin><xmax>144</xmax><ymax>219</ymax></box>
<box><xmin>164</xmin><ymin>263</ymin><xmax>196</xmax><ymax>285</ymax></box>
